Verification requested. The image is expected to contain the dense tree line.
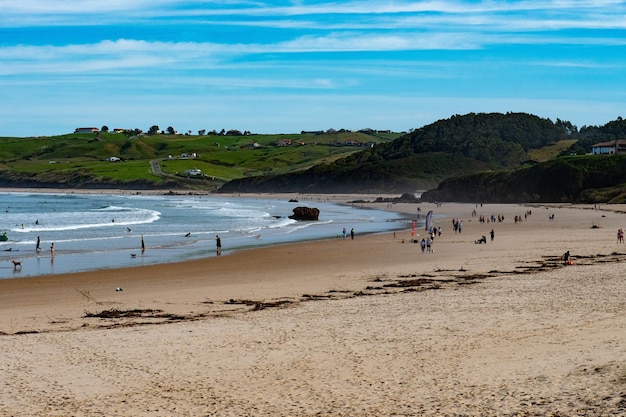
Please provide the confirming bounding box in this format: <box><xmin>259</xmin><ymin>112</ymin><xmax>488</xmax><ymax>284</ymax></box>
<box><xmin>219</xmin><ymin>112</ymin><xmax>577</xmax><ymax>194</ymax></box>
<box><xmin>566</xmin><ymin>116</ymin><xmax>626</xmax><ymax>155</ymax></box>
<box><xmin>350</xmin><ymin>112</ymin><xmax>571</xmax><ymax>169</ymax></box>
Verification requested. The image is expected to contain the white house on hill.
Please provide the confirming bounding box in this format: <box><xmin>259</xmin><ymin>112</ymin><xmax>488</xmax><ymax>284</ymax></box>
<box><xmin>591</xmin><ymin>140</ymin><xmax>626</xmax><ymax>155</ymax></box>
<box><xmin>75</xmin><ymin>127</ymin><xmax>99</xmax><ymax>133</ymax></box>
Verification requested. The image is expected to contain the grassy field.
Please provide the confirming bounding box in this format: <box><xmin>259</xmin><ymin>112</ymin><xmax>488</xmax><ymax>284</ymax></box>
<box><xmin>0</xmin><ymin>131</ymin><xmax>401</xmax><ymax>188</ymax></box>
<box><xmin>528</xmin><ymin>139</ymin><xmax>578</xmax><ymax>162</ymax></box>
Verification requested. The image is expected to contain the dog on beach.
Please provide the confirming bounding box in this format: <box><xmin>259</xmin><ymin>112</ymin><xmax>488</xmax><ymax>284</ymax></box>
<box><xmin>12</xmin><ymin>259</ymin><xmax>22</xmax><ymax>269</ymax></box>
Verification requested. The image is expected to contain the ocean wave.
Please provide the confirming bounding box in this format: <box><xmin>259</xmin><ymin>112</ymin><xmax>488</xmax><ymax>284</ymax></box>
<box><xmin>11</xmin><ymin>207</ymin><xmax>161</xmax><ymax>233</ymax></box>
<box><xmin>0</xmin><ymin>193</ymin><xmax>405</xmax><ymax>279</ymax></box>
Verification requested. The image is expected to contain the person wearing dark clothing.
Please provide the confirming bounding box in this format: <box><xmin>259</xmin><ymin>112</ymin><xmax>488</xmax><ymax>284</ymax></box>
<box><xmin>216</xmin><ymin>235</ymin><xmax>222</xmax><ymax>255</ymax></box>
<box><xmin>562</xmin><ymin>250</ymin><xmax>571</xmax><ymax>265</ymax></box>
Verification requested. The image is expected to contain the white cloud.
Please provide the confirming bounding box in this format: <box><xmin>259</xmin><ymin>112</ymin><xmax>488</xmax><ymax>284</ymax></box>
<box><xmin>0</xmin><ymin>0</ymin><xmax>170</xmax><ymax>14</ymax></box>
<box><xmin>2</xmin><ymin>0</ymin><xmax>625</xmax><ymax>33</ymax></box>
<box><xmin>0</xmin><ymin>39</ymin><xmax>224</xmax><ymax>75</ymax></box>
<box><xmin>275</xmin><ymin>31</ymin><xmax>481</xmax><ymax>52</ymax></box>
<box><xmin>3</xmin><ymin>23</ymin><xmax>625</xmax><ymax>77</ymax></box>
<box><xmin>1</xmin><ymin>0</ymin><xmax>625</xmax><ymax>136</ymax></box>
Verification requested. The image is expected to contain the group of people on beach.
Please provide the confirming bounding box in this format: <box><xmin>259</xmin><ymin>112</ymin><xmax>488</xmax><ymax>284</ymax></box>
<box><xmin>451</xmin><ymin>218</ymin><xmax>463</xmax><ymax>233</ymax></box>
<box><xmin>417</xmin><ymin>226</ymin><xmax>440</xmax><ymax>253</ymax></box>
<box><xmin>474</xmin><ymin>213</ymin><xmax>506</xmax><ymax>223</ymax></box>
<box><xmin>419</xmin><ymin>237</ymin><xmax>432</xmax><ymax>253</ymax></box>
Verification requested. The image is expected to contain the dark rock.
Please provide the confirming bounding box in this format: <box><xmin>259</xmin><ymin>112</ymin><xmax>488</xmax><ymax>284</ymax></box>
<box><xmin>289</xmin><ymin>207</ymin><xmax>320</xmax><ymax>221</ymax></box>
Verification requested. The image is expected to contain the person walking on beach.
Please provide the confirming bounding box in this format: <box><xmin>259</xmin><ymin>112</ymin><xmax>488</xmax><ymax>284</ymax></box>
<box><xmin>562</xmin><ymin>250</ymin><xmax>571</xmax><ymax>265</ymax></box>
<box><xmin>420</xmin><ymin>238</ymin><xmax>426</xmax><ymax>253</ymax></box>
<box><xmin>342</xmin><ymin>228</ymin><xmax>347</xmax><ymax>239</ymax></box>
<box><xmin>216</xmin><ymin>235</ymin><xmax>222</xmax><ymax>255</ymax></box>
<box><xmin>618</xmin><ymin>228</ymin><xmax>624</xmax><ymax>243</ymax></box>
<box><xmin>426</xmin><ymin>237</ymin><xmax>432</xmax><ymax>253</ymax></box>
<box><xmin>490</xmin><ymin>229</ymin><xmax>495</xmax><ymax>242</ymax></box>
<box><xmin>350</xmin><ymin>228</ymin><xmax>354</xmax><ymax>240</ymax></box>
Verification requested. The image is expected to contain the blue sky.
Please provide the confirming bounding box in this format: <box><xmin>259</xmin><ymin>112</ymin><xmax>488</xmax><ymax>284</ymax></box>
<box><xmin>1</xmin><ymin>1</ymin><xmax>625</xmax><ymax>137</ymax></box>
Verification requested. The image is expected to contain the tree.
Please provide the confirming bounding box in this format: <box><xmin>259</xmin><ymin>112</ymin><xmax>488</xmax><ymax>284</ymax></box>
<box><xmin>198</xmin><ymin>129</ymin><xmax>206</xmax><ymax>136</ymax></box>
<box><xmin>101</xmin><ymin>125</ymin><xmax>109</xmax><ymax>132</ymax></box>
<box><xmin>148</xmin><ymin>125</ymin><xmax>159</xmax><ymax>135</ymax></box>
<box><xmin>166</xmin><ymin>126</ymin><xmax>175</xmax><ymax>135</ymax></box>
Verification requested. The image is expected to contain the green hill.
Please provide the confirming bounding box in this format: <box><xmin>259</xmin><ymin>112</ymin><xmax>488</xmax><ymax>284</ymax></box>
<box><xmin>218</xmin><ymin>112</ymin><xmax>573</xmax><ymax>193</ymax></box>
<box><xmin>2</xmin><ymin>113</ymin><xmax>625</xmax><ymax>203</ymax></box>
<box><xmin>0</xmin><ymin>130</ymin><xmax>399</xmax><ymax>190</ymax></box>
<box><xmin>421</xmin><ymin>155</ymin><xmax>626</xmax><ymax>204</ymax></box>
<box><xmin>419</xmin><ymin>116</ymin><xmax>626</xmax><ymax>203</ymax></box>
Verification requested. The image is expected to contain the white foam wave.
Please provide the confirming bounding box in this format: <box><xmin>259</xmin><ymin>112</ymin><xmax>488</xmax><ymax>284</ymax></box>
<box><xmin>11</xmin><ymin>207</ymin><xmax>161</xmax><ymax>233</ymax></box>
<box><xmin>215</xmin><ymin>206</ymin><xmax>270</xmax><ymax>218</ymax></box>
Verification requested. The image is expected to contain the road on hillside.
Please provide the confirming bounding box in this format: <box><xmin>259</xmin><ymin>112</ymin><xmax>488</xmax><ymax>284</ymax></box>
<box><xmin>150</xmin><ymin>159</ymin><xmax>163</xmax><ymax>175</ymax></box>
<box><xmin>148</xmin><ymin>158</ymin><xmax>225</xmax><ymax>189</ymax></box>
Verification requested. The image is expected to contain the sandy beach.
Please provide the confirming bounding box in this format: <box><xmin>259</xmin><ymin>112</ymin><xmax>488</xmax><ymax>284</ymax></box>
<box><xmin>1</xmin><ymin>193</ymin><xmax>626</xmax><ymax>416</ymax></box>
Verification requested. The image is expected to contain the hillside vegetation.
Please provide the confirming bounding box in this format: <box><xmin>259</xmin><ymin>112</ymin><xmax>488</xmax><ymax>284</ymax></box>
<box><xmin>0</xmin><ymin>131</ymin><xmax>399</xmax><ymax>190</ymax></box>
<box><xmin>218</xmin><ymin>112</ymin><xmax>573</xmax><ymax>193</ymax></box>
<box><xmin>421</xmin><ymin>155</ymin><xmax>626</xmax><ymax>204</ymax></box>
<box><xmin>420</xmin><ymin>116</ymin><xmax>626</xmax><ymax>203</ymax></box>
<box><xmin>2</xmin><ymin>113</ymin><xmax>626</xmax><ymax>203</ymax></box>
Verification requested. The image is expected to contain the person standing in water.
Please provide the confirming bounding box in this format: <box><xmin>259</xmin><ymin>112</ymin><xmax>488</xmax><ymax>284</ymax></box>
<box><xmin>36</xmin><ymin>236</ymin><xmax>41</xmax><ymax>252</ymax></box>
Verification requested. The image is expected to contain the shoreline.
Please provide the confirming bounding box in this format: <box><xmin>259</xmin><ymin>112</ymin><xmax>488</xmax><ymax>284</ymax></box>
<box><xmin>1</xmin><ymin>196</ymin><xmax>623</xmax><ymax>333</ymax></box>
<box><xmin>2</xmin><ymin>192</ymin><xmax>626</xmax><ymax>415</ymax></box>
<box><xmin>0</xmin><ymin>189</ymin><xmax>413</xmax><ymax>280</ymax></box>
<box><xmin>0</xmin><ymin>186</ymin><xmax>416</xmax><ymax>199</ymax></box>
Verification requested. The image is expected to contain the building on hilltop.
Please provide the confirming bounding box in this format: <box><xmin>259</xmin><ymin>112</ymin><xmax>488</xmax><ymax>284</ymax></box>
<box><xmin>74</xmin><ymin>127</ymin><xmax>99</xmax><ymax>133</ymax></box>
<box><xmin>591</xmin><ymin>140</ymin><xmax>626</xmax><ymax>155</ymax></box>
<box><xmin>276</xmin><ymin>139</ymin><xmax>292</xmax><ymax>147</ymax></box>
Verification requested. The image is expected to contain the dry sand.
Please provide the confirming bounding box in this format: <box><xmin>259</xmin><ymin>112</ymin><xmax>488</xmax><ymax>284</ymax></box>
<box><xmin>1</xmin><ymin>194</ymin><xmax>626</xmax><ymax>416</ymax></box>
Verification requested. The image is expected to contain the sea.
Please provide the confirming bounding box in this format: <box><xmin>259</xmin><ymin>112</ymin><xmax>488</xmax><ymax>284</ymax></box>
<box><xmin>0</xmin><ymin>192</ymin><xmax>410</xmax><ymax>280</ymax></box>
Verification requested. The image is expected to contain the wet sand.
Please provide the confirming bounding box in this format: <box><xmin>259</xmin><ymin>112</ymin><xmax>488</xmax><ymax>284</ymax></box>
<box><xmin>1</xmin><ymin>194</ymin><xmax>626</xmax><ymax>416</ymax></box>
